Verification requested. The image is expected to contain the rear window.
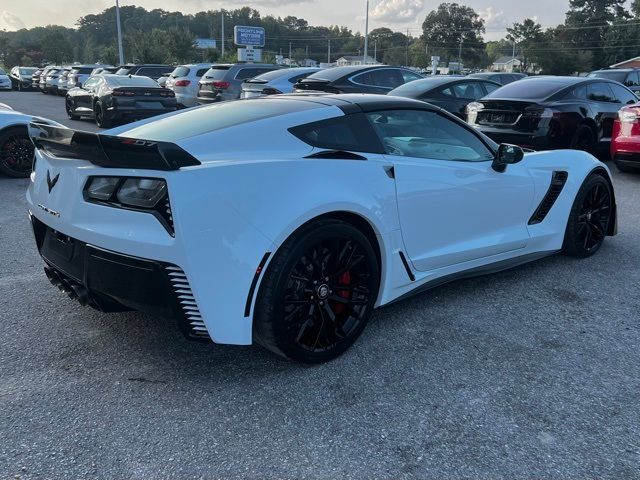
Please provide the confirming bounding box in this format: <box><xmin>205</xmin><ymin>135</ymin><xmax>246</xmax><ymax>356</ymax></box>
<box><xmin>486</xmin><ymin>79</ymin><xmax>567</xmax><ymax>100</ymax></box>
<box><xmin>137</xmin><ymin>67</ymin><xmax>172</xmax><ymax>78</ymax></box>
<box><xmin>120</xmin><ymin>99</ymin><xmax>321</xmax><ymax>142</ymax></box>
<box><xmin>171</xmin><ymin>66</ymin><xmax>190</xmax><ymax>78</ymax></box>
<box><xmin>234</xmin><ymin>67</ymin><xmax>278</xmax><ymax>80</ymax></box>
<box><xmin>105</xmin><ymin>76</ymin><xmax>158</xmax><ymax>87</ymax></box>
<box><xmin>588</xmin><ymin>71</ymin><xmax>628</xmax><ymax>83</ymax></box>
<box><xmin>115</xmin><ymin>67</ymin><xmax>131</xmax><ymax>75</ymax></box>
<box><xmin>72</xmin><ymin>67</ymin><xmax>96</xmax><ymax>74</ymax></box>
<box><xmin>248</xmin><ymin>69</ymin><xmax>290</xmax><ymax>82</ymax></box>
<box><xmin>202</xmin><ymin>66</ymin><xmax>231</xmax><ymax>81</ymax></box>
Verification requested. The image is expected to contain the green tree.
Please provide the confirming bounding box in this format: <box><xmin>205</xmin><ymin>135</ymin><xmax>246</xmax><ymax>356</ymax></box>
<box><xmin>41</xmin><ymin>31</ymin><xmax>73</xmax><ymax>64</ymax></box>
<box><xmin>421</xmin><ymin>3</ymin><xmax>486</xmax><ymax>68</ymax></box>
<box><xmin>506</xmin><ymin>19</ymin><xmax>543</xmax><ymax>72</ymax></box>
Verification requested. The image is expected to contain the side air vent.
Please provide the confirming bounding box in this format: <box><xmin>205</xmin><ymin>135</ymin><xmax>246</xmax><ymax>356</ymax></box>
<box><xmin>165</xmin><ymin>266</ymin><xmax>210</xmax><ymax>340</ymax></box>
<box><xmin>529</xmin><ymin>171</ymin><xmax>568</xmax><ymax>225</ymax></box>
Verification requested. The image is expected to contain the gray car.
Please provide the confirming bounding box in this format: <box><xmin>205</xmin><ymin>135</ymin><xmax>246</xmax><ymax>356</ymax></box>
<box><xmin>66</xmin><ymin>65</ymin><xmax>108</xmax><ymax>90</ymax></box>
<box><xmin>197</xmin><ymin>63</ymin><xmax>281</xmax><ymax>104</ymax></box>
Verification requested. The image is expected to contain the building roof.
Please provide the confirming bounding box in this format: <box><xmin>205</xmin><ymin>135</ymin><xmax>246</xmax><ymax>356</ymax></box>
<box><xmin>493</xmin><ymin>56</ymin><xmax>521</xmax><ymax>65</ymax></box>
<box><xmin>610</xmin><ymin>56</ymin><xmax>640</xmax><ymax>68</ymax></box>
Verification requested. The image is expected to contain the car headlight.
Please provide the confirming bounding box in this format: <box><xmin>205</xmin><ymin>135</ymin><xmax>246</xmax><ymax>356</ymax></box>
<box><xmin>116</xmin><ymin>178</ymin><xmax>167</xmax><ymax>208</ymax></box>
<box><xmin>86</xmin><ymin>176</ymin><xmax>120</xmax><ymax>201</ymax></box>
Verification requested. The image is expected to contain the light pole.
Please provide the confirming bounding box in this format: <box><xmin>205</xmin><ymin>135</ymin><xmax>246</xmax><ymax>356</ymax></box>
<box><xmin>221</xmin><ymin>10</ymin><xmax>225</xmax><ymax>58</ymax></box>
<box><xmin>115</xmin><ymin>0</ymin><xmax>124</xmax><ymax>65</ymax></box>
<box><xmin>363</xmin><ymin>0</ymin><xmax>369</xmax><ymax>65</ymax></box>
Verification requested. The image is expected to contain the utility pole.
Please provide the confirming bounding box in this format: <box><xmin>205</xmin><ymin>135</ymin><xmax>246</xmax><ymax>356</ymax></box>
<box><xmin>289</xmin><ymin>42</ymin><xmax>292</xmax><ymax>67</ymax></box>
<box><xmin>405</xmin><ymin>28</ymin><xmax>409</xmax><ymax>66</ymax></box>
<box><xmin>327</xmin><ymin>38</ymin><xmax>331</xmax><ymax>64</ymax></box>
<box><xmin>221</xmin><ymin>11</ymin><xmax>225</xmax><ymax>58</ymax></box>
<box><xmin>374</xmin><ymin>39</ymin><xmax>377</xmax><ymax>63</ymax></box>
<box><xmin>363</xmin><ymin>0</ymin><xmax>369</xmax><ymax>64</ymax></box>
<box><xmin>458</xmin><ymin>36</ymin><xmax>463</xmax><ymax>73</ymax></box>
<box><xmin>512</xmin><ymin>40</ymin><xmax>516</xmax><ymax>72</ymax></box>
<box><xmin>305</xmin><ymin>44</ymin><xmax>308</xmax><ymax>61</ymax></box>
<box><xmin>115</xmin><ymin>0</ymin><xmax>124</xmax><ymax>65</ymax></box>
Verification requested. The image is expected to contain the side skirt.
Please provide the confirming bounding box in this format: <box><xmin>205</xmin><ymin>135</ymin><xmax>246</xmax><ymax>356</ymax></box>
<box><xmin>388</xmin><ymin>250</ymin><xmax>559</xmax><ymax>305</ymax></box>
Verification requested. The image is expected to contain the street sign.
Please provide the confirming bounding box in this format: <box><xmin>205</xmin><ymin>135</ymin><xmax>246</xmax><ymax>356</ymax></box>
<box><xmin>234</xmin><ymin>26</ymin><xmax>265</xmax><ymax>47</ymax></box>
<box><xmin>238</xmin><ymin>46</ymin><xmax>262</xmax><ymax>62</ymax></box>
<box><xmin>195</xmin><ymin>38</ymin><xmax>217</xmax><ymax>50</ymax></box>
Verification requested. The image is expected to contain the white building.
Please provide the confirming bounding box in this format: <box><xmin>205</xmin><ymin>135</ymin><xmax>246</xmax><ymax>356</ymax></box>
<box><xmin>336</xmin><ymin>55</ymin><xmax>378</xmax><ymax>67</ymax></box>
<box><xmin>492</xmin><ymin>56</ymin><xmax>522</xmax><ymax>73</ymax></box>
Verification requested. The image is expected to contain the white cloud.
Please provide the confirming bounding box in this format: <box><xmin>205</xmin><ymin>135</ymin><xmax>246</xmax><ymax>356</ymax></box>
<box><xmin>478</xmin><ymin>7</ymin><xmax>510</xmax><ymax>31</ymax></box>
<box><xmin>370</xmin><ymin>0</ymin><xmax>426</xmax><ymax>23</ymax></box>
<box><xmin>0</xmin><ymin>10</ymin><xmax>26</xmax><ymax>31</ymax></box>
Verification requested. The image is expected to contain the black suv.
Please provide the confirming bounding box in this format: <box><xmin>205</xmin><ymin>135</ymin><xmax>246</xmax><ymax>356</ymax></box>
<box><xmin>294</xmin><ymin>65</ymin><xmax>423</xmax><ymax>95</ymax></box>
<box><xmin>588</xmin><ymin>69</ymin><xmax>640</xmax><ymax>95</ymax></box>
<box><xmin>115</xmin><ymin>64</ymin><xmax>175</xmax><ymax>81</ymax></box>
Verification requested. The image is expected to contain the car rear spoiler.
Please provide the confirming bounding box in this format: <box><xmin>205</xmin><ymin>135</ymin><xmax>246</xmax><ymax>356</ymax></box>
<box><xmin>28</xmin><ymin>122</ymin><xmax>200</xmax><ymax>171</ymax></box>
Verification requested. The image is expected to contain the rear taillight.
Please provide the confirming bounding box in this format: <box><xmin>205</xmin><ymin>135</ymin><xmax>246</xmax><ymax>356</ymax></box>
<box><xmin>619</xmin><ymin>106</ymin><xmax>640</xmax><ymax>123</ymax></box>
<box><xmin>174</xmin><ymin>80</ymin><xmax>190</xmax><ymax>87</ymax></box>
<box><xmin>212</xmin><ymin>81</ymin><xmax>230</xmax><ymax>90</ymax></box>
<box><xmin>523</xmin><ymin>107</ymin><xmax>556</xmax><ymax>119</ymax></box>
<box><xmin>112</xmin><ymin>90</ymin><xmax>135</xmax><ymax>96</ymax></box>
<box><xmin>262</xmin><ymin>87</ymin><xmax>282</xmax><ymax>95</ymax></box>
<box><xmin>160</xmin><ymin>91</ymin><xmax>175</xmax><ymax>97</ymax></box>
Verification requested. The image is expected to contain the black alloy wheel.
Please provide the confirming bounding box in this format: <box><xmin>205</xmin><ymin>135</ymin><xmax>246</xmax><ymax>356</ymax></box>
<box><xmin>66</xmin><ymin>97</ymin><xmax>80</xmax><ymax>120</ymax></box>
<box><xmin>254</xmin><ymin>220</ymin><xmax>379</xmax><ymax>363</ymax></box>
<box><xmin>94</xmin><ymin>103</ymin><xmax>111</xmax><ymax>129</ymax></box>
<box><xmin>571</xmin><ymin>125</ymin><xmax>596</xmax><ymax>154</ymax></box>
<box><xmin>563</xmin><ymin>175</ymin><xmax>612</xmax><ymax>257</ymax></box>
<box><xmin>0</xmin><ymin>127</ymin><xmax>34</xmax><ymax>178</ymax></box>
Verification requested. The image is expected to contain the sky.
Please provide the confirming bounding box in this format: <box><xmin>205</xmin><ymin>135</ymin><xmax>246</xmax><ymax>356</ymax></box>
<box><xmin>0</xmin><ymin>0</ymin><xmax>594</xmax><ymax>41</ymax></box>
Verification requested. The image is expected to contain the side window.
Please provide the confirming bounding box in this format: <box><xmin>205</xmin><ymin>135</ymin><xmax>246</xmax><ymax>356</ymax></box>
<box><xmin>609</xmin><ymin>83</ymin><xmax>637</xmax><ymax>105</ymax></box>
<box><xmin>366</xmin><ymin>109</ymin><xmax>494</xmax><ymax>162</ymax></box>
<box><xmin>587</xmin><ymin>83</ymin><xmax>615</xmax><ymax>102</ymax></box>
<box><xmin>401</xmin><ymin>70</ymin><xmax>422</xmax><ymax>83</ymax></box>
<box><xmin>625</xmin><ymin>71</ymin><xmax>640</xmax><ymax>87</ymax></box>
<box><xmin>452</xmin><ymin>82</ymin><xmax>485</xmax><ymax>99</ymax></box>
<box><xmin>483</xmin><ymin>82</ymin><xmax>500</xmax><ymax>95</ymax></box>
<box><xmin>571</xmin><ymin>85</ymin><xmax>587</xmax><ymax>99</ymax></box>
<box><xmin>353</xmin><ymin>69</ymin><xmax>404</xmax><ymax>88</ymax></box>
<box><xmin>288</xmin><ymin>115</ymin><xmax>380</xmax><ymax>153</ymax></box>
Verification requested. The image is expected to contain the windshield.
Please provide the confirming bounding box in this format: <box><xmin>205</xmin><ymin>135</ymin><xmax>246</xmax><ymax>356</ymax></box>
<box><xmin>115</xmin><ymin>67</ymin><xmax>131</xmax><ymax>75</ymax></box>
<box><xmin>486</xmin><ymin>79</ymin><xmax>567</xmax><ymax>100</ymax></box>
<box><xmin>0</xmin><ymin>68</ymin><xmax>5</xmax><ymax>75</ymax></box>
<box><xmin>588</xmin><ymin>71</ymin><xmax>628</xmax><ymax>82</ymax></box>
<box><xmin>20</xmin><ymin>68</ymin><xmax>37</xmax><ymax>75</ymax></box>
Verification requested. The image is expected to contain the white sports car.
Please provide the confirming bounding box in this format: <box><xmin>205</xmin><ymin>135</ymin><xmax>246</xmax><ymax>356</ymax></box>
<box><xmin>26</xmin><ymin>94</ymin><xmax>617</xmax><ymax>363</ymax></box>
<box><xmin>0</xmin><ymin>107</ymin><xmax>64</xmax><ymax>178</ymax></box>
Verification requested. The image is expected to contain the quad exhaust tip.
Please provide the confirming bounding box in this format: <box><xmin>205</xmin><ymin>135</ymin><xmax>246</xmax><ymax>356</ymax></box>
<box><xmin>44</xmin><ymin>266</ymin><xmax>90</xmax><ymax>306</ymax></box>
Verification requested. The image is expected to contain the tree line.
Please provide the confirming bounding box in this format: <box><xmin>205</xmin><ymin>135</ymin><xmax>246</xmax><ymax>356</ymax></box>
<box><xmin>0</xmin><ymin>1</ymin><xmax>639</xmax><ymax>74</ymax></box>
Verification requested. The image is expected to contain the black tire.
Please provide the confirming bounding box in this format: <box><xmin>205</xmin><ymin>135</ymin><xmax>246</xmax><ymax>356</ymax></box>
<box><xmin>254</xmin><ymin>219</ymin><xmax>379</xmax><ymax>363</ymax></box>
<box><xmin>563</xmin><ymin>174</ymin><xmax>612</xmax><ymax>258</ymax></box>
<box><xmin>0</xmin><ymin>126</ymin><xmax>35</xmax><ymax>178</ymax></box>
<box><xmin>65</xmin><ymin>97</ymin><xmax>80</xmax><ymax>120</ymax></box>
<box><xmin>17</xmin><ymin>82</ymin><xmax>22</xmax><ymax>92</ymax></box>
<box><xmin>570</xmin><ymin>125</ymin><xmax>597</xmax><ymax>154</ymax></box>
<box><xmin>94</xmin><ymin>102</ymin><xmax>111</xmax><ymax>129</ymax></box>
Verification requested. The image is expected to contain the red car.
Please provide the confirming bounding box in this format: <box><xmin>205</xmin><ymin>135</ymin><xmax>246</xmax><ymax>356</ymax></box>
<box><xmin>611</xmin><ymin>103</ymin><xmax>640</xmax><ymax>172</ymax></box>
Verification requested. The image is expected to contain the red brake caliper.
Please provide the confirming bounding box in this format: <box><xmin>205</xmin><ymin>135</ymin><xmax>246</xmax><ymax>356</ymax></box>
<box><xmin>334</xmin><ymin>271</ymin><xmax>351</xmax><ymax>314</ymax></box>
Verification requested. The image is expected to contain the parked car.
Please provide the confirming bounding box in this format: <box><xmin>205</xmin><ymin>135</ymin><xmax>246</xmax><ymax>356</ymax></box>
<box><xmin>610</xmin><ymin>103</ymin><xmax>640</xmax><ymax>172</ymax></box>
<box><xmin>56</xmin><ymin>68</ymin><xmax>71</xmax><ymax>96</ymax></box>
<box><xmin>115</xmin><ymin>64</ymin><xmax>174</xmax><ymax>81</ymax></box>
<box><xmin>27</xmin><ymin>94</ymin><xmax>617</xmax><ymax>362</ymax></box>
<box><xmin>157</xmin><ymin>73</ymin><xmax>170</xmax><ymax>87</ymax></box>
<box><xmin>39</xmin><ymin>66</ymin><xmax>62</xmax><ymax>94</ymax></box>
<box><xmin>467</xmin><ymin>72</ymin><xmax>526</xmax><ymax>85</ymax></box>
<box><xmin>91</xmin><ymin>66</ymin><xmax>118</xmax><ymax>75</ymax></box>
<box><xmin>65</xmin><ymin>74</ymin><xmax>177</xmax><ymax>128</ymax></box>
<box><xmin>293</xmin><ymin>65</ymin><xmax>423</xmax><ymax>95</ymax></box>
<box><xmin>164</xmin><ymin>63</ymin><xmax>211</xmax><ymax>108</ymax></box>
<box><xmin>0</xmin><ymin>68</ymin><xmax>11</xmax><ymax>91</ymax></box>
<box><xmin>9</xmin><ymin>66</ymin><xmax>37</xmax><ymax>90</ymax></box>
<box><xmin>588</xmin><ymin>68</ymin><xmax>640</xmax><ymax>95</ymax></box>
<box><xmin>197</xmin><ymin>63</ymin><xmax>282</xmax><ymax>104</ymax></box>
<box><xmin>0</xmin><ymin>107</ymin><xmax>63</xmax><ymax>177</ymax></box>
<box><xmin>66</xmin><ymin>65</ymin><xmax>107</xmax><ymax>90</ymax></box>
<box><xmin>240</xmin><ymin>67</ymin><xmax>322</xmax><ymax>99</ymax></box>
<box><xmin>388</xmin><ymin>76</ymin><xmax>501</xmax><ymax>118</ymax></box>
<box><xmin>31</xmin><ymin>68</ymin><xmax>45</xmax><ymax>90</ymax></box>
<box><xmin>466</xmin><ymin>76</ymin><xmax>638</xmax><ymax>153</ymax></box>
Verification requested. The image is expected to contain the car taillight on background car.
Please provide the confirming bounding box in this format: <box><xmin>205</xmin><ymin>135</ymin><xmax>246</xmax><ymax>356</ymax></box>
<box><xmin>174</xmin><ymin>80</ymin><xmax>190</xmax><ymax>87</ymax></box>
<box><xmin>159</xmin><ymin>91</ymin><xmax>175</xmax><ymax>97</ymax></box>
<box><xmin>619</xmin><ymin>106</ymin><xmax>640</xmax><ymax>123</ymax></box>
<box><xmin>212</xmin><ymin>81</ymin><xmax>230</xmax><ymax>90</ymax></box>
<box><xmin>616</xmin><ymin>105</ymin><xmax>640</xmax><ymax>137</ymax></box>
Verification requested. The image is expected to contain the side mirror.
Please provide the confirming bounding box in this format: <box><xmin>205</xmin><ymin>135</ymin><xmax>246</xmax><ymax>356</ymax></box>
<box><xmin>492</xmin><ymin>143</ymin><xmax>524</xmax><ymax>172</ymax></box>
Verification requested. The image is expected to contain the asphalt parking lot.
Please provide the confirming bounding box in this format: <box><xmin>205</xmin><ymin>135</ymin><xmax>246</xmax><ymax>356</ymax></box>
<box><xmin>1</xmin><ymin>90</ymin><xmax>640</xmax><ymax>479</ymax></box>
